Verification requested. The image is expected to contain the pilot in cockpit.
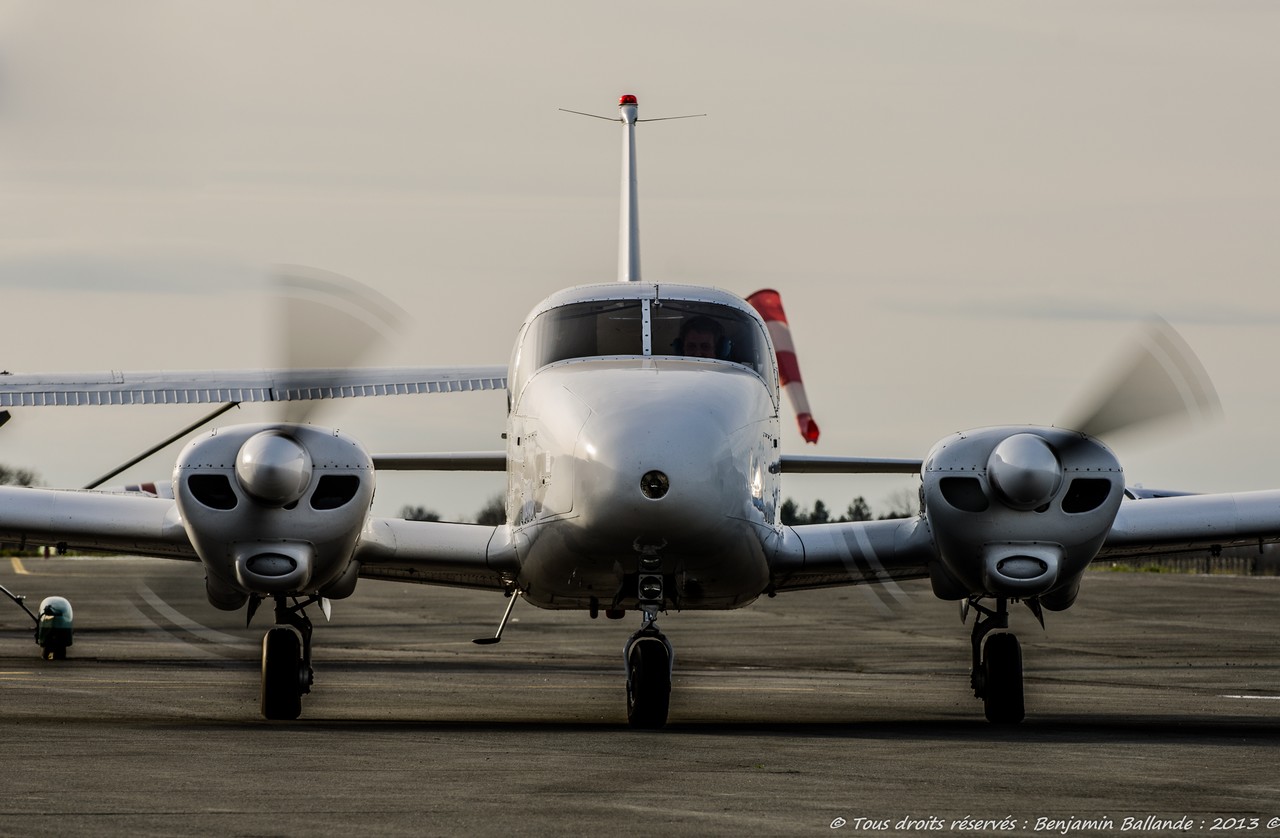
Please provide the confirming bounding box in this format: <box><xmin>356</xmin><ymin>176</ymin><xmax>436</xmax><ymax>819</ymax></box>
<box><xmin>677</xmin><ymin>316</ymin><xmax>725</xmax><ymax>359</ymax></box>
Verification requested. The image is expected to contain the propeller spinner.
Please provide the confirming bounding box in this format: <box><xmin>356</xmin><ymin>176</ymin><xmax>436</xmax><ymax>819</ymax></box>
<box><xmin>234</xmin><ymin>431</ymin><xmax>313</xmax><ymax>506</ymax></box>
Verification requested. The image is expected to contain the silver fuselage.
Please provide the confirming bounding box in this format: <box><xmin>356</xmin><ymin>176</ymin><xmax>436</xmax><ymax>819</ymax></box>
<box><xmin>503</xmin><ymin>284</ymin><xmax>783</xmax><ymax>611</ymax></box>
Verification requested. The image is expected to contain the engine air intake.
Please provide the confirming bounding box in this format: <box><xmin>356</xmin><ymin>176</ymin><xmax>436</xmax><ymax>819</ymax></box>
<box><xmin>187</xmin><ymin>474</ymin><xmax>238</xmax><ymax>510</ymax></box>
<box><xmin>1061</xmin><ymin>478</ymin><xmax>1113</xmax><ymax>514</ymax></box>
<box><xmin>939</xmin><ymin>476</ymin><xmax>989</xmax><ymax>513</ymax></box>
<box><xmin>310</xmin><ymin>475</ymin><xmax>362</xmax><ymax>510</ymax></box>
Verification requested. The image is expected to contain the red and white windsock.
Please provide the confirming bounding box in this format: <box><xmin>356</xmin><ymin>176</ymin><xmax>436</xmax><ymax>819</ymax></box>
<box><xmin>746</xmin><ymin>289</ymin><xmax>820</xmax><ymax>444</ymax></box>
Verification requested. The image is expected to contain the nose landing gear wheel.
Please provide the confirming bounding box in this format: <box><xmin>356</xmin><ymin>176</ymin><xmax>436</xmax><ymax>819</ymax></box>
<box><xmin>981</xmin><ymin>632</ymin><xmax>1024</xmax><ymax>725</ymax></box>
<box><xmin>261</xmin><ymin>626</ymin><xmax>304</xmax><ymax>720</ymax></box>
<box><xmin>626</xmin><ymin>636</ymin><xmax>671</xmax><ymax>730</ymax></box>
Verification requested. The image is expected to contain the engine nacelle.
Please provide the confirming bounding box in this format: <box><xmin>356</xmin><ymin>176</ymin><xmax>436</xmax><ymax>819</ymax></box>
<box><xmin>173</xmin><ymin>423</ymin><xmax>375</xmax><ymax>609</ymax></box>
<box><xmin>922</xmin><ymin>426</ymin><xmax>1123</xmax><ymax>608</ymax></box>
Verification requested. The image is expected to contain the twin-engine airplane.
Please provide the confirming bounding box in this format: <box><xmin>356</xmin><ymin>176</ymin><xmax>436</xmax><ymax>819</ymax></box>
<box><xmin>3</xmin><ymin>95</ymin><xmax>1280</xmax><ymax>728</ymax></box>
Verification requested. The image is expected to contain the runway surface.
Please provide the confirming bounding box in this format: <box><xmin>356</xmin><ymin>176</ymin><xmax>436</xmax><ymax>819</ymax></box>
<box><xmin>1</xmin><ymin>556</ymin><xmax>1278</xmax><ymax>836</ymax></box>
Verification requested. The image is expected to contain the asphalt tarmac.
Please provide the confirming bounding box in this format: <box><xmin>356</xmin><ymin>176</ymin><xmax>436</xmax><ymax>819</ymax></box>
<box><xmin>1</xmin><ymin>556</ymin><xmax>1278</xmax><ymax>837</ymax></box>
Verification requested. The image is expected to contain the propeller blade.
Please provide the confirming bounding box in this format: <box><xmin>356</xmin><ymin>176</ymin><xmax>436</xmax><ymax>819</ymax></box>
<box><xmin>269</xmin><ymin>265</ymin><xmax>409</xmax><ymax>423</ymax></box>
<box><xmin>1064</xmin><ymin>317</ymin><xmax>1220</xmax><ymax>440</ymax></box>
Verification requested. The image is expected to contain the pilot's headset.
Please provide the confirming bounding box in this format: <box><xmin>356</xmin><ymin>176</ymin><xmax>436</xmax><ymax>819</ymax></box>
<box><xmin>672</xmin><ymin>316</ymin><xmax>732</xmax><ymax>359</ymax></box>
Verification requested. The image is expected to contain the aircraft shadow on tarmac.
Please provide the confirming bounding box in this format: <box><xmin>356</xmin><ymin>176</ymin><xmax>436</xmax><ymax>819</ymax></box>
<box><xmin>141</xmin><ymin>716</ymin><xmax>1278</xmax><ymax>745</ymax></box>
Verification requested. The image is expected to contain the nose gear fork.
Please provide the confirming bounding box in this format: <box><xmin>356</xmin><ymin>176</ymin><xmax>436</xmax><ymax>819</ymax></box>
<box><xmin>965</xmin><ymin>596</ymin><xmax>1025</xmax><ymax>725</ymax></box>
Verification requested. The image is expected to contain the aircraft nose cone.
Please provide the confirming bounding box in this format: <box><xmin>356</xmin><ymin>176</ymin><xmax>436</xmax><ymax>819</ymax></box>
<box><xmin>574</xmin><ymin>406</ymin><xmax>745</xmax><ymax>539</ymax></box>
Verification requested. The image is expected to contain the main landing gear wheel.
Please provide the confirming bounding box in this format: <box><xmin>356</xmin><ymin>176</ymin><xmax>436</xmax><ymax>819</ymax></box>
<box><xmin>981</xmin><ymin>632</ymin><xmax>1024</xmax><ymax>725</ymax></box>
<box><xmin>626</xmin><ymin>634</ymin><xmax>671</xmax><ymax>730</ymax></box>
<box><xmin>259</xmin><ymin>595</ymin><xmax>318</xmax><ymax>721</ymax></box>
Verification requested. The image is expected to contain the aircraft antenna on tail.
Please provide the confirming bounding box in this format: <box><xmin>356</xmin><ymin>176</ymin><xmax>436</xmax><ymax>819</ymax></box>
<box><xmin>559</xmin><ymin>96</ymin><xmax>705</xmax><ymax>283</ymax></box>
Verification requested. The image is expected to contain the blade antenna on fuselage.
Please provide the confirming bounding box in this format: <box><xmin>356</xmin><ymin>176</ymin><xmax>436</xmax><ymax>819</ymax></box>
<box><xmin>559</xmin><ymin>95</ymin><xmax>705</xmax><ymax>283</ymax></box>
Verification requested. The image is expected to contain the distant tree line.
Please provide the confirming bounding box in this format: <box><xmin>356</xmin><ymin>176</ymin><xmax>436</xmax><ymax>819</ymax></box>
<box><xmin>401</xmin><ymin>491</ymin><xmax>918</xmax><ymax>526</ymax></box>
<box><xmin>0</xmin><ymin>464</ymin><xmax>41</xmax><ymax>552</ymax></box>
<box><xmin>401</xmin><ymin>494</ymin><xmax>504</xmax><ymax>525</ymax></box>
<box><xmin>0</xmin><ymin>465</ymin><xmax>39</xmax><ymax>486</ymax></box>
<box><xmin>779</xmin><ymin>488</ymin><xmax>918</xmax><ymax>525</ymax></box>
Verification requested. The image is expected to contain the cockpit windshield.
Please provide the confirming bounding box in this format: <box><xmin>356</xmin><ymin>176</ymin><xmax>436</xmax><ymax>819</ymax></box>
<box><xmin>649</xmin><ymin>298</ymin><xmax>770</xmax><ymax>375</ymax></box>
<box><xmin>511</xmin><ymin>297</ymin><xmax>773</xmax><ymax>400</ymax></box>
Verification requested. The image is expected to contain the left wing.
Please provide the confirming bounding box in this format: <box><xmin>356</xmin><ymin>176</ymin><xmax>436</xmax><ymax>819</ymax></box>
<box><xmin>769</xmin><ymin>517</ymin><xmax>936</xmax><ymax>592</ymax></box>
<box><xmin>768</xmin><ymin>489</ymin><xmax>1280</xmax><ymax>594</ymax></box>
<box><xmin>0</xmin><ymin>366</ymin><xmax>506</xmax><ymax>407</ymax></box>
<box><xmin>1098</xmin><ymin>489</ymin><xmax>1280</xmax><ymax>560</ymax></box>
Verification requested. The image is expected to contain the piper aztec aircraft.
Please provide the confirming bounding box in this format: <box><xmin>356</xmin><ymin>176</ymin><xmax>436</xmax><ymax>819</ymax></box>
<box><xmin>2</xmin><ymin>94</ymin><xmax>1279</xmax><ymax>728</ymax></box>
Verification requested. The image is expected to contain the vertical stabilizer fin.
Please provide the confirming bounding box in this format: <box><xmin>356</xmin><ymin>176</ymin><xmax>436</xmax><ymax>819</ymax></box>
<box><xmin>618</xmin><ymin>95</ymin><xmax>641</xmax><ymax>282</ymax></box>
<box><xmin>559</xmin><ymin>96</ymin><xmax>705</xmax><ymax>284</ymax></box>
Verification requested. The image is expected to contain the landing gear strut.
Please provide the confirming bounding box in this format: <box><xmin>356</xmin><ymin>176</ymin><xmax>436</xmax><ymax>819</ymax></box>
<box><xmin>967</xmin><ymin>596</ymin><xmax>1024</xmax><ymax>725</ymax></box>
<box><xmin>624</xmin><ymin>606</ymin><xmax>673</xmax><ymax>730</ymax></box>
<box><xmin>260</xmin><ymin>595</ymin><xmax>318</xmax><ymax>720</ymax></box>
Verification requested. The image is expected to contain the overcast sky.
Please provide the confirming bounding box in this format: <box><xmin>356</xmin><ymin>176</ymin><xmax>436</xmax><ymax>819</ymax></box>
<box><xmin>1</xmin><ymin>2</ymin><xmax>1277</xmax><ymax>520</ymax></box>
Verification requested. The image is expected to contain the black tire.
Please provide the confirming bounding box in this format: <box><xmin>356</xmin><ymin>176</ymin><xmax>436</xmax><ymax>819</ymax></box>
<box><xmin>626</xmin><ymin>639</ymin><xmax>671</xmax><ymax>730</ymax></box>
<box><xmin>42</xmin><ymin>645</ymin><xmax>67</xmax><ymax>661</ymax></box>
<box><xmin>982</xmin><ymin>632</ymin><xmax>1024</xmax><ymax>725</ymax></box>
<box><xmin>261</xmin><ymin>627</ymin><xmax>303</xmax><ymax>720</ymax></box>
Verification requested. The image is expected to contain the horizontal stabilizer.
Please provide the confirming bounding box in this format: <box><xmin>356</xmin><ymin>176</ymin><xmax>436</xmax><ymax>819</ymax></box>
<box><xmin>779</xmin><ymin>455</ymin><xmax>922</xmax><ymax>475</ymax></box>
<box><xmin>0</xmin><ymin>366</ymin><xmax>507</xmax><ymax>407</ymax></box>
<box><xmin>372</xmin><ymin>452</ymin><xmax>507</xmax><ymax>471</ymax></box>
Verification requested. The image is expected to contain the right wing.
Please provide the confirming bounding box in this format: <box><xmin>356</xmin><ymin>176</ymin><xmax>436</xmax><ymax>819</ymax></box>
<box><xmin>355</xmin><ymin>517</ymin><xmax>516</xmax><ymax>591</ymax></box>
<box><xmin>0</xmin><ymin>366</ymin><xmax>506</xmax><ymax>407</ymax></box>
<box><xmin>0</xmin><ymin>485</ymin><xmax>194</xmax><ymax>560</ymax></box>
